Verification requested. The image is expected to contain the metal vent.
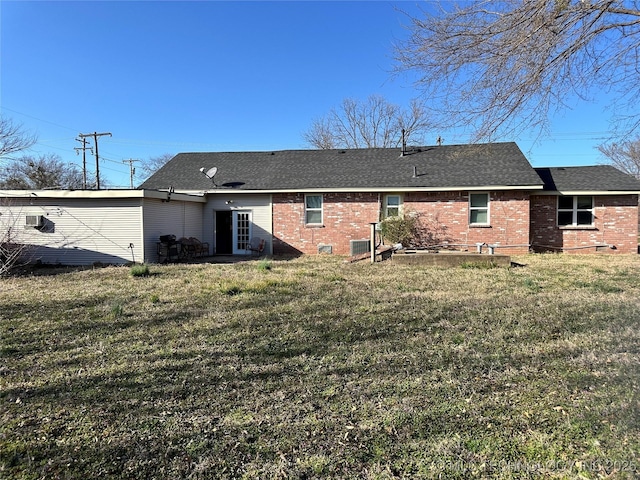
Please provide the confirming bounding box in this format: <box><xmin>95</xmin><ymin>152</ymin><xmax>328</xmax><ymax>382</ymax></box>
<box><xmin>318</xmin><ymin>244</ymin><xmax>333</xmax><ymax>254</ymax></box>
<box><xmin>350</xmin><ymin>239</ymin><xmax>370</xmax><ymax>256</ymax></box>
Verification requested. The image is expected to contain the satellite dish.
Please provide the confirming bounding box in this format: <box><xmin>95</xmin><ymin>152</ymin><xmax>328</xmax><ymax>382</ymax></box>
<box><xmin>199</xmin><ymin>166</ymin><xmax>218</xmax><ymax>185</ymax></box>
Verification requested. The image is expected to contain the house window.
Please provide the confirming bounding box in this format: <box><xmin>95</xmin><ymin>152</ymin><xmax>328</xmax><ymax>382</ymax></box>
<box><xmin>469</xmin><ymin>193</ymin><xmax>489</xmax><ymax>225</ymax></box>
<box><xmin>384</xmin><ymin>194</ymin><xmax>402</xmax><ymax>218</ymax></box>
<box><xmin>557</xmin><ymin>195</ymin><xmax>594</xmax><ymax>227</ymax></box>
<box><xmin>305</xmin><ymin>194</ymin><xmax>323</xmax><ymax>225</ymax></box>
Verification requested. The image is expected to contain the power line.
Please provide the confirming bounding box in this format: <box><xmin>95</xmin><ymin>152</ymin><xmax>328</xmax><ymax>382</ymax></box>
<box><xmin>74</xmin><ymin>137</ymin><xmax>93</xmax><ymax>190</ymax></box>
<box><xmin>122</xmin><ymin>158</ymin><xmax>140</xmax><ymax>189</ymax></box>
<box><xmin>78</xmin><ymin>132</ymin><xmax>112</xmax><ymax>190</ymax></box>
<box><xmin>0</xmin><ymin>106</ymin><xmax>79</xmax><ymax>132</ymax></box>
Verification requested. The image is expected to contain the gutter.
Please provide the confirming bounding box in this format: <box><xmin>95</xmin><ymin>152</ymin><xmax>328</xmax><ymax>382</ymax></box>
<box><xmin>533</xmin><ymin>190</ymin><xmax>640</xmax><ymax>196</ymax></box>
<box><xmin>172</xmin><ymin>185</ymin><xmax>545</xmax><ymax>195</ymax></box>
<box><xmin>0</xmin><ymin>189</ymin><xmax>207</xmax><ymax>203</ymax></box>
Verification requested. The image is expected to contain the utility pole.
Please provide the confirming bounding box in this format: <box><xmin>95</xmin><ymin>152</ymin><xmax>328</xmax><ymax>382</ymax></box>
<box><xmin>78</xmin><ymin>131</ymin><xmax>112</xmax><ymax>190</ymax></box>
<box><xmin>122</xmin><ymin>158</ymin><xmax>139</xmax><ymax>189</ymax></box>
<box><xmin>74</xmin><ymin>136</ymin><xmax>93</xmax><ymax>190</ymax></box>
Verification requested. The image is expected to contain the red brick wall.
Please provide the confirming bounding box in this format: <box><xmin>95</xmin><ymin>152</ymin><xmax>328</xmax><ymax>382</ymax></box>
<box><xmin>530</xmin><ymin>194</ymin><xmax>639</xmax><ymax>254</ymax></box>
<box><xmin>272</xmin><ymin>191</ymin><xmax>531</xmax><ymax>255</ymax></box>
<box><xmin>404</xmin><ymin>191</ymin><xmax>531</xmax><ymax>254</ymax></box>
<box><xmin>272</xmin><ymin>192</ymin><xmax>379</xmax><ymax>255</ymax></box>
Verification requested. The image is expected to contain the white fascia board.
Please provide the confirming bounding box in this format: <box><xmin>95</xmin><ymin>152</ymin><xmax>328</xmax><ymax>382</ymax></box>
<box><xmin>533</xmin><ymin>190</ymin><xmax>640</xmax><ymax>196</ymax></box>
<box><xmin>141</xmin><ymin>190</ymin><xmax>206</xmax><ymax>202</ymax></box>
<box><xmin>198</xmin><ymin>185</ymin><xmax>545</xmax><ymax>195</ymax></box>
<box><xmin>0</xmin><ymin>189</ymin><xmax>206</xmax><ymax>202</ymax></box>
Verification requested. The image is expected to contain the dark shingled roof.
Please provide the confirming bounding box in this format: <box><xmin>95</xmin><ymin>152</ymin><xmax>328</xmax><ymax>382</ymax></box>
<box><xmin>535</xmin><ymin>166</ymin><xmax>640</xmax><ymax>192</ymax></box>
<box><xmin>140</xmin><ymin>142</ymin><xmax>544</xmax><ymax>191</ymax></box>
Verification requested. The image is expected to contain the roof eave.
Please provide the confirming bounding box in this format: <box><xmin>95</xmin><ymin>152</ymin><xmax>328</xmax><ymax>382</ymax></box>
<box><xmin>174</xmin><ymin>184</ymin><xmax>545</xmax><ymax>195</ymax></box>
<box><xmin>0</xmin><ymin>189</ymin><xmax>207</xmax><ymax>202</ymax></box>
<box><xmin>534</xmin><ymin>190</ymin><xmax>640</xmax><ymax>195</ymax></box>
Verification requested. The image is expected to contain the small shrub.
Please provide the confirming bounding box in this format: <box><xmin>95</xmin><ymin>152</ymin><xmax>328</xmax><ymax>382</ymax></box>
<box><xmin>257</xmin><ymin>259</ymin><xmax>272</xmax><ymax>272</ymax></box>
<box><xmin>378</xmin><ymin>210</ymin><xmax>449</xmax><ymax>248</ymax></box>
<box><xmin>110</xmin><ymin>302</ymin><xmax>124</xmax><ymax>318</ymax></box>
<box><xmin>379</xmin><ymin>215</ymin><xmax>418</xmax><ymax>246</ymax></box>
<box><xmin>130</xmin><ymin>264</ymin><xmax>150</xmax><ymax>277</ymax></box>
<box><xmin>523</xmin><ymin>277</ymin><xmax>541</xmax><ymax>292</ymax></box>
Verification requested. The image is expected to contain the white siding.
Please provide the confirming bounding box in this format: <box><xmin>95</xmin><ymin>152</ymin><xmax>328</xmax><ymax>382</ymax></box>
<box><xmin>205</xmin><ymin>194</ymin><xmax>272</xmax><ymax>254</ymax></box>
<box><xmin>141</xmin><ymin>199</ymin><xmax>205</xmax><ymax>262</ymax></box>
<box><xmin>0</xmin><ymin>198</ymin><xmax>143</xmax><ymax>265</ymax></box>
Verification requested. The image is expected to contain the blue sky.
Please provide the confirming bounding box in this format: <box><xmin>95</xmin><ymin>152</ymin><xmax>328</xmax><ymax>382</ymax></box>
<box><xmin>0</xmin><ymin>1</ymin><xmax>619</xmax><ymax>188</ymax></box>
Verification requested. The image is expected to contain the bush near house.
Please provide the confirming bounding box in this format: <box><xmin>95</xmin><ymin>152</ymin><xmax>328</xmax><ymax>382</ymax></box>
<box><xmin>379</xmin><ymin>215</ymin><xmax>418</xmax><ymax>246</ymax></box>
<box><xmin>1</xmin><ymin>255</ymin><xmax>639</xmax><ymax>479</ymax></box>
<box><xmin>0</xmin><ymin>242</ymin><xmax>28</xmax><ymax>277</ymax></box>
<box><xmin>379</xmin><ymin>211</ymin><xmax>449</xmax><ymax>248</ymax></box>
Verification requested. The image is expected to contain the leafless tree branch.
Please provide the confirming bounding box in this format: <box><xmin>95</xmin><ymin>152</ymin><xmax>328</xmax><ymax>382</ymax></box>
<box><xmin>0</xmin><ymin>199</ymin><xmax>31</xmax><ymax>276</ymax></box>
<box><xmin>303</xmin><ymin>95</ymin><xmax>431</xmax><ymax>149</ymax></box>
<box><xmin>139</xmin><ymin>153</ymin><xmax>174</xmax><ymax>183</ymax></box>
<box><xmin>598</xmin><ymin>136</ymin><xmax>640</xmax><ymax>177</ymax></box>
<box><xmin>0</xmin><ymin>154</ymin><xmax>83</xmax><ymax>190</ymax></box>
<box><xmin>394</xmin><ymin>1</ymin><xmax>640</xmax><ymax>140</ymax></box>
<box><xmin>0</xmin><ymin>116</ymin><xmax>37</xmax><ymax>160</ymax></box>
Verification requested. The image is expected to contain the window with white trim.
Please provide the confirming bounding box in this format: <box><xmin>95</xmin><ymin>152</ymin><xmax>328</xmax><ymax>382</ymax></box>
<box><xmin>469</xmin><ymin>193</ymin><xmax>489</xmax><ymax>225</ymax></box>
<box><xmin>384</xmin><ymin>194</ymin><xmax>402</xmax><ymax>218</ymax></box>
<box><xmin>557</xmin><ymin>195</ymin><xmax>593</xmax><ymax>227</ymax></box>
<box><xmin>305</xmin><ymin>194</ymin><xmax>323</xmax><ymax>225</ymax></box>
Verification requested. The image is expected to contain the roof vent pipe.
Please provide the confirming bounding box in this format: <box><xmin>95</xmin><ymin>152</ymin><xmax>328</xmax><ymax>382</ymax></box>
<box><xmin>401</xmin><ymin>129</ymin><xmax>406</xmax><ymax>156</ymax></box>
<box><xmin>412</xmin><ymin>166</ymin><xmax>417</xmax><ymax>178</ymax></box>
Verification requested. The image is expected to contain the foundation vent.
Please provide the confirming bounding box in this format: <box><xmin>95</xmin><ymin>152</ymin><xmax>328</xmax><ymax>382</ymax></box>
<box><xmin>318</xmin><ymin>244</ymin><xmax>333</xmax><ymax>254</ymax></box>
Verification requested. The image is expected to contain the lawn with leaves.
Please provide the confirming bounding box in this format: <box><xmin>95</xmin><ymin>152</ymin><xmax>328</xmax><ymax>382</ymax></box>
<box><xmin>1</xmin><ymin>255</ymin><xmax>639</xmax><ymax>479</ymax></box>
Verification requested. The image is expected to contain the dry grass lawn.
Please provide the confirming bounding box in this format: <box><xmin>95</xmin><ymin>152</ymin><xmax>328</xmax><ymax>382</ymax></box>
<box><xmin>1</xmin><ymin>254</ymin><xmax>639</xmax><ymax>479</ymax></box>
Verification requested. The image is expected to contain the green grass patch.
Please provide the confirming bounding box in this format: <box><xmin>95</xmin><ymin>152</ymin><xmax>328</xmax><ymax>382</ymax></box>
<box><xmin>460</xmin><ymin>260</ymin><xmax>499</xmax><ymax>269</ymax></box>
<box><xmin>256</xmin><ymin>258</ymin><xmax>272</xmax><ymax>272</ymax></box>
<box><xmin>1</xmin><ymin>254</ymin><xmax>639</xmax><ymax>478</ymax></box>
<box><xmin>130</xmin><ymin>263</ymin><xmax>150</xmax><ymax>277</ymax></box>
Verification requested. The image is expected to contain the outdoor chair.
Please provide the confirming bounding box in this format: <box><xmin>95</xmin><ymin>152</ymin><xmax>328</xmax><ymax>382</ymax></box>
<box><xmin>178</xmin><ymin>237</ymin><xmax>196</xmax><ymax>258</ymax></box>
<box><xmin>189</xmin><ymin>237</ymin><xmax>210</xmax><ymax>257</ymax></box>
<box><xmin>247</xmin><ymin>237</ymin><xmax>265</xmax><ymax>256</ymax></box>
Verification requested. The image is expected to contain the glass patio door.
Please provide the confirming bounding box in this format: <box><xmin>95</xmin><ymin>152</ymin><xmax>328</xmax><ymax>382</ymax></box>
<box><xmin>232</xmin><ymin>211</ymin><xmax>252</xmax><ymax>254</ymax></box>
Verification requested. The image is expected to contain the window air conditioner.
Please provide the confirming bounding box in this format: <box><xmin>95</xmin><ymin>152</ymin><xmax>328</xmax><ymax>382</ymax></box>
<box><xmin>25</xmin><ymin>214</ymin><xmax>43</xmax><ymax>228</ymax></box>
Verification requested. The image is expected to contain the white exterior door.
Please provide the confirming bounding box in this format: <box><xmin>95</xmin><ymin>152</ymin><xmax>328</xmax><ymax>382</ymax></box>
<box><xmin>232</xmin><ymin>210</ymin><xmax>252</xmax><ymax>254</ymax></box>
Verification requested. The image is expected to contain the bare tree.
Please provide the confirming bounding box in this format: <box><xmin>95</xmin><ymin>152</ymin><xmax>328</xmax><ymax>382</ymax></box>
<box><xmin>598</xmin><ymin>138</ymin><xmax>640</xmax><ymax>178</ymax></box>
<box><xmin>138</xmin><ymin>153</ymin><xmax>174</xmax><ymax>183</ymax></box>
<box><xmin>0</xmin><ymin>154</ymin><xmax>83</xmax><ymax>190</ymax></box>
<box><xmin>0</xmin><ymin>116</ymin><xmax>37</xmax><ymax>160</ymax></box>
<box><xmin>303</xmin><ymin>95</ymin><xmax>431</xmax><ymax>149</ymax></box>
<box><xmin>0</xmin><ymin>199</ymin><xmax>31</xmax><ymax>276</ymax></box>
<box><xmin>0</xmin><ymin>117</ymin><xmax>38</xmax><ymax>274</ymax></box>
<box><xmin>394</xmin><ymin>1</ymin><xmax>640</xmax><ymax>140</ymax></box>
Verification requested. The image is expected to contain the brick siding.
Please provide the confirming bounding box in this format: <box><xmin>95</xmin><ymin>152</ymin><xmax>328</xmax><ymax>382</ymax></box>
<box><xmin>404</xmin><ymin>191</ymin><xmax>530</xmax><ymax>255</ymax></box>
<box><xmin>273</xmin><ymin>191</ymin><xmax>531</xmax><ymax>255</ymax></box>
<box><xmin>530</xmin><ymin>194</ymin><xmax>639</xmax><ymax>254</ymax></box>
<box><xmin>272</xmin><ymin>192</ymin><xmax>380</xmax><ymax>255</ymax></box>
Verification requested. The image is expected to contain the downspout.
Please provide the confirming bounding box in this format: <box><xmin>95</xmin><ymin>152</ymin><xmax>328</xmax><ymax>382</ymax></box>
<box><xmin>371</xmin><ymin>193</ymin><xmax>383</xmax><ymax>263</ymax></box>
<box><xmin>370</xmin><ymin>223</ymin><xmax>377</xmax><ymax>264</ymax></box>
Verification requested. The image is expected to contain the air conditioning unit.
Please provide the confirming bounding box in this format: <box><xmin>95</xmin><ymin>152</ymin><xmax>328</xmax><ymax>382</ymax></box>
<box><xmin>25</xmin><ymin>214</ymin><xmax>43</xmax><ymax>228</ymax></box>
<box><xmin>350</xmin><ymin>239</ymin><xmax>370</xmax><ymax>256</ymax></box>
